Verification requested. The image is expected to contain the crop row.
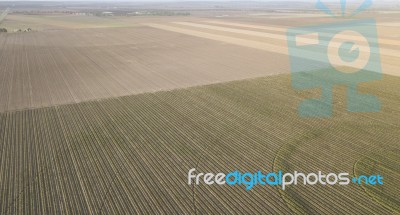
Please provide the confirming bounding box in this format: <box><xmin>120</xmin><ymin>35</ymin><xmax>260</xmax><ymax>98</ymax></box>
<box><xmin>1</xmin><ymin>74</ymin><xmax>399</xmax><ymax>213</ymax></box>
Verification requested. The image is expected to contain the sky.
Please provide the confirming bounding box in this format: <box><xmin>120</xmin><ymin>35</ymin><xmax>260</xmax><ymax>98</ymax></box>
<box><xmin>0</xmin><ymin>0</ymin><xmax>398</xmax><ymax>4</ymax></box>
<box><xmin>0</xmin><ymin>0</ymin><xmax>329</xmax><ymax>1</ymax></box>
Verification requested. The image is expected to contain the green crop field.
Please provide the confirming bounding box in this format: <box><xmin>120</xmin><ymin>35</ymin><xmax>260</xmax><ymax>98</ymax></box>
<box><xmin>1</xmin><ymin>73</ymin><xmax>399</xmax><ymax>214</ymax></box>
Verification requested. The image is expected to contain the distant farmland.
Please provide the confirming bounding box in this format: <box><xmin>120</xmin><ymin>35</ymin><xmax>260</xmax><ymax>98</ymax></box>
<box><xmin>0</xmin><ymin>74</ymin><xmax>399</xmax><ymax>214</ymax></box>
<box><xmin>0</xmin><ymin>26</ymin><xmax>287</xmax><ymax>112</ymax></box>
<box><xmin>0</xmin><ymin>8</ymin><xmax>9</xmax><ymax>24</ymax></box>
<box><xmin>0</xmin><ymin>2</ymin><xmax>400</xmax><ymax>214</ymax></box>
<box><xmin>1</xmin><ymin>17</ymin><xmax>400</xmax><ymax>112</ymax></box>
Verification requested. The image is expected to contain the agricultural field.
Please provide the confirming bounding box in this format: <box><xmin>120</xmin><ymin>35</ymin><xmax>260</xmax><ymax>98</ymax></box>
<box><xmin>1</xmin><ymin>12</ymin><xmax>400</xmax><ymax>112</ymax></box>
<box><xmin>0</xmin><ymin>73</ymin><xmax>399</xmax><ymax>214</ymax></box>
<box><xmin>0</xmin><ymin>20</ymin><xmax>290</xmax><ymax>112</ymax></box>
<box><xmin>0</xmin><ymin>1</ymin><xmax>399</xmax><ymax>214</ymax></box>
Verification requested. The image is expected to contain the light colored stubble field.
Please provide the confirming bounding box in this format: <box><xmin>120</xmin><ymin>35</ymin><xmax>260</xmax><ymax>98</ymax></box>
<box><xmin>0</xmin><ymin>25</ymin><xmax>289</xmax><ymax>112</ymax></box>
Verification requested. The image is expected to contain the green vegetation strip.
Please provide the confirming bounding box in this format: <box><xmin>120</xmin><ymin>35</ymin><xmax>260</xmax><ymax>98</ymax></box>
<box><xmin>0</xmin><ymin>74</ymin><xmax>399</xmax><ymax>214</ymax></box>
